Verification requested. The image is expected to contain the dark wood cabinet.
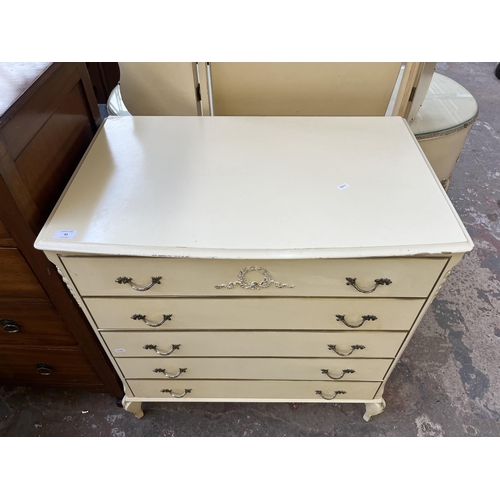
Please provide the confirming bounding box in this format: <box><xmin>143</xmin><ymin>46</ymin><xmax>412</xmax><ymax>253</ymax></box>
<box><xmin>0</xmin><ymin>62</ymin><xmax>123</xmax><ymax>396</ymax></box>
<box><xmin>85</xmin><ymin>62</ymin><xmax>120</xmax><ymax>104</ymax></box>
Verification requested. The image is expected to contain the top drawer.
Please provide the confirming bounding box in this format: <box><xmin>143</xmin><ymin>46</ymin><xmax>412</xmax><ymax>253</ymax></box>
<box><xmin>0</xmin><ymin>249</ymin><xmax>48</xmax><ymax>301</ymax></box>
<box><xmin>62</xmin><ymin>257</ymin><xmax>447</xmax><ymax>298</ymax></box>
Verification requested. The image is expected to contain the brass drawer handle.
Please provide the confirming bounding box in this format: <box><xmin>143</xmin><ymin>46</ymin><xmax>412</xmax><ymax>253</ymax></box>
<box><xmin>336</xmin><ymin>314</ymin><xmax>377</xmax><ymax>329</ymax></box>
<box><xmin>346</xmin><ymin>277</ymin><xmax>392</xmax><ymax>294</ymax></box>
<box><xmin>153</xmin><ymin>367</ymin><xmax>187</xmax><ymax>378</ymax></box>
<box><xmin>1</xmin><ymin>319</ymin><xmax>20</xmax><ymax>333</ymax></box>
<box><xmin>143</xmin><ymin>344</ymin><xmax>181</xmax><ymax>356</ymax></box>
<box><xmin>215</xmin><ymin>266</ymin><xmax>294</xmax><ymax>290</ymax></box>
<box><xmin>161</xmin><ymin>388</ymin><xmax>192</xmax><ymax>398</ymax></box>
<box><xmin>315</xmin><ymin>390</ymin><xmax>346</xmax><ymax>400</ymax></box>
<box><xmin>321</xmin><ymin>368</ymin><xmax>355</xmax><ymax>380</ymax></box>
<box><xmin>116</xmin><ymin>276</ymin><xmax>162</xmax><ymax>292</ymax></box>
<box><xmin>327</xmin><ymin>344</ymin><xmax>365</xmax><ymax>357</ymax></box>
<box><xmin>36</xmin><ymin>363</ymin><xmax>53</xmax><ymax>375</ymax></box>
<box><xmin>132</xmin><ymin>314</ymin><xmax>172</xmax><ymax>327</ymax></box>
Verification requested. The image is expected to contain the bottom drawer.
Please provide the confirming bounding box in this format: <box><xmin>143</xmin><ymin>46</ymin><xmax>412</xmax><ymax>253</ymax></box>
<box><xmin>128</xmin><ymin>379</ymin><xmax>381</xmax><ymax>402</ymax></box>
<box><xmin>118</xmin><ymin>357</ymin><xmax>392</xmax><ymax>381</ymax></box>
<box><xmin>0</xmin><ymin>347</ymin><xmax>103</xmax><ymax>386</ymax></box>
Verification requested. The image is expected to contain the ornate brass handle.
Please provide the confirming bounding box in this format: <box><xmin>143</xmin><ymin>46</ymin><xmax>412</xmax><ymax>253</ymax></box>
<box><xmin>315</xmin><ymin>390</ymin><xmax>346</xmax><ymax>400</ymax></box>
<box><xmin>131</xmin><ymin>314</ymin><xmax>172</xmax><ymax>327</ymax></box>
<box><xmin>116</xmin><ymin>276</ymin><xmax>162</xmax><ymax>292</ymax></box>
<box><xmin>321</xmin><ymin>368</ymin><xmax>355</xmax><ymax>380</ymax></box>
<box><xmin>327</xmin><ymin>344</ymin><xmax>365</xmax><ymax>357</ymax></box>
<box><xmin>143</xmin><ymin>344</ymin><xmax>181</xmax><ymax>356</ymax></box>
<box><xmin>153</xmin><ymin>367</ymin><xmax>187</xmax><ymax>378</ymax></box>
<box><xmin>215</xmin><ymin>266</ymin><xmax>294</xmax><ymax>290</ymax></box>
<box><xmin>336</xmin><ymin>314</ymin><xmax>377</xmax><ymax>328</ymax></box>
<box><xmin>1</xmin><ymin>319</ymin><xmax>20</xmax><ymax>333</ymax></box>
<box><xmin>161</xmin><ymin>388</ymin><xmax>192</xmax><ymax>398</ymax></box>
<box><xmin>346</xmin><ymin>277</ymin><xmax>392</xmax><ymax>294</ymax></box>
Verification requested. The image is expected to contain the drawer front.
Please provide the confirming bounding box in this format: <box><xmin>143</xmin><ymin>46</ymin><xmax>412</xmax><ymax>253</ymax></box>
<box><xmin>63</xmin><ymin>256</ymin><xmax>447</xmax><ymax>298</ymax></box>
<box><xmin>128</xmin><ymin>379</ymin><xmax>381</xmax><ymax>401</ymax></box>
<box><xmin>103</xmin><ymin>331</ymin><xmax>407</xmax><ymax>358</ymax></box>
<box><xmin>0</xmin><ymin>249</ymin><xmax>48</xmax><ymax>300</ymax></box>
<box><xmin>0</xmin><ymin>302</ymin><xmax>77</xmax><ymax>346</ymax></box>
<box><xmin>87</xmin><ymin>297</ymin><xmax>423</xmax><ymax>331</ymax></box>
<box><xmin>117</xmin><ymin>357</ymin><xmax>392</xmax><ymax>381</ymax></box>
<box><xmin>0</xmin><ymin>218</ymin><xmax>15</xmax><ymax>247</ymax></box>
<box><xmin>0</xmin><ymin>346</ymin><xmax>102</xmax><ymax>386</ymax></box>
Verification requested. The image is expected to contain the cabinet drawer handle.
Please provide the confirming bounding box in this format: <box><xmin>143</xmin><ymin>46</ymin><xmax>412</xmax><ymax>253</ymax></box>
<box><xmin>346</xmin><ymin>277</ymin><xmax>392</xmax><ymax>294</ymax></box>
<box><xmin>1</xmin><ymin>319</ymin><xmax>20</xmax><ymax>333</ymax></box>
<box><xmin>36</xmin><ymin>363</ymin><xmax>53</xmax><ymax>375</ymax></box>
<box><xmin>115</xmin><ymin>276</ymin><xmax>162</xmax><ymax>292</ymax></box>
<box><xmin>321</xmin><ymin>368</ymin><xmax>355</xmax><ymax>380</ymax></box>
<box><xmin>143</xmin><ymin>344</ymin><xmax>180</xmax><ymax>356</ymax></box>
<box><xmin>315</xmin><ymin>390</ymin><xmax>346</xmax><ymax>400</ymax></box>
<box><xmin>153</xmin><ymin>367</ymin><xmax>187</xmax><ymax>378</ymax></box>
<box><xmin>131</xmin><ymin>314</ymin><xmax>172</xmax><ymax>327</ymax></box>
<box><xmin>336</xmin><ymin>314</ymin><xmax>377</xmax><ymax>328</ymax></box>
<box><xmin>161</xmin><ymin>388</ymin><xmax>192</xmax><ymax>398</ymax></box>
<box><xmin>327</xmin><ymin>344</ymin><xmax>365</xmax><ymax>356</ymax></box>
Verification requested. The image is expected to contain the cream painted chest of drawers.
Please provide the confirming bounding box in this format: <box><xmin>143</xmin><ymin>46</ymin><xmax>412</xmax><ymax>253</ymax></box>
<box><xmin>35</xmin><ymin>116</ymin><xmax>473</xmax><ymax>421</ymax></box>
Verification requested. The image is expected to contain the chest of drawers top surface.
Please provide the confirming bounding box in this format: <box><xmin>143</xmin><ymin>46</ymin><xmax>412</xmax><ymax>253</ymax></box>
<box><xmin>34</xmin><ymin>116</ymin><xmax>472</xmax><ymax>258</ymax></box>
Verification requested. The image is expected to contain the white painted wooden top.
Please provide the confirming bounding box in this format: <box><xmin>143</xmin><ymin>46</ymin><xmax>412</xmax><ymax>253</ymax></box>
<box><xmin>35</xmin><ymin>116</ymin><xmax>473</xmax><ymax>259</ymax></box>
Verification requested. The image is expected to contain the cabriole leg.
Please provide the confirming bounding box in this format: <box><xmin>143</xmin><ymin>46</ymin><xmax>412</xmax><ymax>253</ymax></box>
<box><xmin>363</xmin><ymin>399</ymin><xmax>386</xmax><ymax>422</ymax></box>
<box><xmin>122</xmin><ymin>397</ymin><xmax>144</xmax><ymax>419</ymax></box>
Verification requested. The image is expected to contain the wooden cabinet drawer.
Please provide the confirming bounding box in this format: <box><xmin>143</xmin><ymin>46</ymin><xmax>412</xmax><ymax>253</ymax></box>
<box><xmin>0</xmin><ymin>219</ymin><xmax>15</xmax><ymax>247</ymax></box>
<box><xmin>103</xmin><ymin>330</ymin><xmax>407</xmax><ymax>358</ymax></box>
<box><xmin>0</xmin><ymin>249</ymin><xmax>48</xmax><ymax>300</ymax></box>
<box><xmin>0</xmin><ymin>302</ymin><xmax>77</xmax><ymax>347</ymax></box>
<box><xmin>128</xmin><ymin>379</ymin><xmax>381</xmax><ymax>401</ymax></box>
<box><xmin>117</xmin><ymin>357</ymin><xmax>392</xmax><ymax>381</ymax></box>
<box><xmin>0</xmin><ymin>346</ymin><xmax>102</xmax><ymax>386</ymax></box>
<box><xmin>63</xmin><ymin>256</ymin><xmax>447</xmax><ymax>298</ymax></box>
<box><xmin>86</xmin><ymin>297</ymin><xmax>423</xmax><ymax>331</ymax></box>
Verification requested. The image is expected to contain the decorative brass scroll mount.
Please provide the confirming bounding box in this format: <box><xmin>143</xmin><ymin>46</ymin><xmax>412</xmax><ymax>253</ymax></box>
<box><xmin>215</xmin><ymin>266</ymin><xmax>294</xmax><ymax>290</ymax></box>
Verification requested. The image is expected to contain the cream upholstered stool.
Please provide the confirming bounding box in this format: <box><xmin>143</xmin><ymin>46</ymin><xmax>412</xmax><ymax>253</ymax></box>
<box><xmin>410</xmin><ymin>72</ymin><xmax>478</xmax><ymax>190</ymax></box>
